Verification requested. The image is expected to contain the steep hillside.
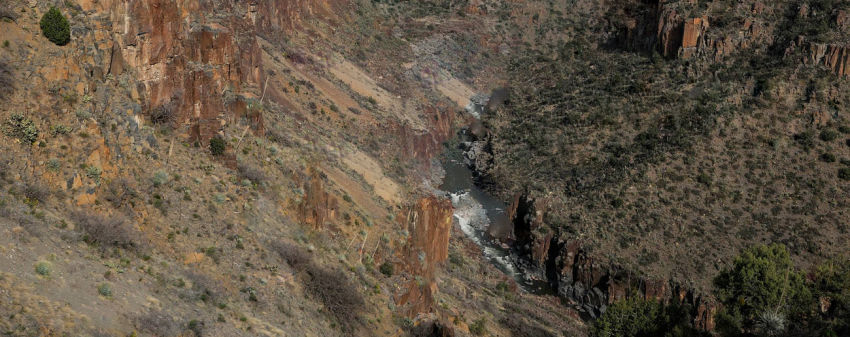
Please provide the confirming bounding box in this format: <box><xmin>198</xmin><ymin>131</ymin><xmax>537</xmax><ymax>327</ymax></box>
<box><xmin>464</xmin><ymin>0</ymin><xmax>850</xmax><ymax>333</ymax></box>
<box><xmin>0</xmin><ymin>0</ymin><xmax>582</xmax><ymax>336</ymax></box>
<box><xmin>5</xmin><ymin>0</ymin><xmax>850</xmax><ymax>336</ymax></box>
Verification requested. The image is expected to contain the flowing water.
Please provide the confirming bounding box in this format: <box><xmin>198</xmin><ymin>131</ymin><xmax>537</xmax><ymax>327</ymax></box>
<box><xmin>439</xmin><ymin>136</ymin><xmax>553</xmax><ymax>295</ymax></box>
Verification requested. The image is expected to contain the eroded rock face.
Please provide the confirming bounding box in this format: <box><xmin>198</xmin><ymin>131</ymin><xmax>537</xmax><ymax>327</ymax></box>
<box><xmin>115</xmin><ymin>0</ymin><xmax>263</xmax><ymax>142</ymax></box>
<box><xmin>505</xmin><ymin>193</ymin><xmax>549</xmax><ymax>267</ymax></box>
<box><xmin>385</xmin><ymin>104</ymin><xmax>455</xmax><ymax>168</ymax></box>
<box><xmin>507</xmin><ymin>194</ymin><xmax>718</xmax><ymax>329</ymax></box>
<box><xmin>805</xmin><ymin>43</ymin><xmax>850</xmax><ymax>77</ymax></box>
<box><xmin>396</xmin><ymin>197</ymin><xmax>453</xmax><ymax>316</ymax></box>
<box><xmin>616</xmin><ymin>0</ymin><xmax>850</xmax><ymax>77</ymax></box>
<box><xmin>299</xmin><ymin>169</ymin><xmax>338</xmax><ymax>228</ymax></box>
<box><xmin>617</xmin><ymin>0</ymin><xmax>768</xmax><ymax>62</ymax></box>
<box><xmin>73</xmin><ymin>0</ymin><xmax>347</xmax><ymax>143</ymax></box>
<box><xmin>253</xmin><ymin>0</ymin><xmax>341</xmax><ymax>38</ymax></box>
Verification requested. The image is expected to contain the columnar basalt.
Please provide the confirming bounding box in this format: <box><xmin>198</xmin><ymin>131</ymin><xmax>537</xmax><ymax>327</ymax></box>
<box><xmin>71</xmin><ymin>0</ymin><xmax>347</xmax><ymax>143</ymax></box>
<box><xmin>396</xmin><ymin>196</ymin><xmax>453</xmax><ymax>316</ymax></box>
<box><xmin>299</xmin><ymin>169</ymin><xmax>338</xmax><ymax>228</ymax></box>
<box><xmin>506</xmin><ymin>194</ymin><xmax>718</xmax><ymax>330</ymax></box>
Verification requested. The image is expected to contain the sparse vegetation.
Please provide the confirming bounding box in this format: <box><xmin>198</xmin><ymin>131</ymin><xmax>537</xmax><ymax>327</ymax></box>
<box><xmin>237</xmin><ymin>162</ymin><xmax>266</xmax><ymax>186</ymax></box>
<box><xmin>151</xmin><ymin>170</ymin><xmax>169</xmax><ymax>187</ymax></box>
<box><xmin>135</xmin><ymin>310</ymin><xmax>180</xmax><ymax>337</ymax></box>
<box><xmin>469</xmin><ymin>317</ymin><xmax>488</xmax><ymax>336</ymax></box>
<box><xmin>0</xmin><ymin>60</ymin><xmax>13</xmax><ymax>100</ymax></box>
<box><xmin>273</xmin><ymin>241</ymin><xmax>363</xmax><ymax>331</ymax></box>
<box><xmin>23</xmin><ymin>181</ymin><xmax>49</xmax><ymax>203</ymax></box>
<box><xmin>4</xmin><ymin>114</ymin><xmax>39</xmax><ymax>144</ymax></box>
<box><xmin>0</xmin><ymin>1</ymin><xmax>18</xmax><ymax>22</ymax></box>
<box><xmin>104</xmin><ymin>178</ymin><xmax>136</xmax><ymax>208</ymax></box>
<box><xmin>71</xmin><ymin>210</ymin><xmax>138</xmax><ymax>249</ymax></box>
<box><xmin>40</xmin><ymin>7</ymin><xmax>70</xmax><ymax>46</ymax></box>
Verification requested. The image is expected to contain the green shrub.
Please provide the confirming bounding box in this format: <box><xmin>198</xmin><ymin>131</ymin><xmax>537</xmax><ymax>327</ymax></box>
<box><xmin>209</xmin><ymin>137</ymin><xmax>226</xmax><ymax>156</ymax></box>
<box><xmin>151</xmin><ymin>170</ymin><xmax>169</xmax><ymax>187</ymax></box>
<box><xmin>810</xmin><ymin>259</ymin><xmax>850</xmax><ymax>334</ymax></box>
<box><xmin>839</xmin><ymin>168</ymin><xmax>850</xmax><ymax>181</ymax></box>
<box><xmin>4</xmin><ymin>114</ymin><xmax>38</xmax><ymax>144</ymax></box>
<box><xmin>591</xmin><ymin>297</ymin><xmax>702</xmax><ymax>337</ymax></box>
<box><xmin>822</xmin><ymin>152</ymin><xmax>837</xmax><ymax>163</ymax></box>
<box><xmin>821</xmin><ymin>129</ymin><xmax>839</xmax><ymax>142</ymax></box>
<box><xmin>379</xmin><ymin>261</ymin><xmax>394</xmax><ymax>276</ymax></box>
<box><xmin>713</xmin><ymin>243</ymin><xmax>811</xmax><ymax>336</ymax></box>
<box><xmin>98</xmin><ymin>283</ymin><xmax>113</xmax><ymax>297</ymax></box>
<box><xmin>34</xmin><ymin>261</ymin><xmax>52</xmax><ymax>276</ymax></box>
<box><xmin>49</xmin><ymin>124</ymin><xmax>71</xmax><ymax>136</ymax></box>
<box><xmin>39</xmin><ymin>7</ymin><xmax>70</xmax><ymax>46</ymax></box>
<box><xmin>812</xmin><ymin>259</ymin><xmax>850</xmax><ymax>310</ymax></box>
<box><xmin>85</xmin><ymin>165</ymin><xmax>102</xmax><ymax>181</ymax></box>
<box><xmin>592</xmin><ymin>297</ymin><xmax>663</xmax><ymax>337</ymax></box>
<box><xmin>469</xmin><ymin>318</ymin><xmax>487</xmax><ymax>336</ymax></box>
<box><xmin>794</xmin><ymin>130</ymin><xmax>816</xmax><ymax>150</ymax></box>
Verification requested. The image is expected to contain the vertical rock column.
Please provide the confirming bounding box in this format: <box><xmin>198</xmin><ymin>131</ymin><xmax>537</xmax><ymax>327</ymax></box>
<box><xmin>396</xmin><ymin>196</ymin><xmax>453</xmax><ymax>316</ymax></box>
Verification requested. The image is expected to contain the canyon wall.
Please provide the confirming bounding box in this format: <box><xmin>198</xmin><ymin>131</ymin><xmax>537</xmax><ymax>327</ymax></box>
<box><xmin>505</xmin><ymin>193</ymin><xmax>717</xmax><ymax>330</ymax></box>
<box><xmin>396</xmin><ymin>196</ymin><xmax>454</xmax><ymax>316</ymax></box>
<box><xmin>72</xmin><ymin>0</ymin><xmax>347</xmax><ymax>143</ymax></box>
<box><xmin>298</xmin><ymin>169</ymin><xmax>339</xmax><ymax>228</ymax></box>
<box><xmin>618</xmin><ymin>0</ymin><xmax>771</xmax><ymax>62</ymax></box>
<box><xmin>804</xmin><ymin>42</ymin><xmax>850</xmax><ymax>77</ymax></box>
<box><xmin>619</xmin><ymin>0</ymin><xmax>850</xmax><ymax>77</ymax></box>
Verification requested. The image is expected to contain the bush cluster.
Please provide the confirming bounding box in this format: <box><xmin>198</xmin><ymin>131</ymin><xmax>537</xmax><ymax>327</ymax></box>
<box><xmin>595</xmin><ymin>243</ymin><xmax>850</xmax><ymax>336</ymax></box>
<box><xmin>40</xmin><ymin>7</ymin><xmax>70</xmax><ymax>46</ymax></box>
<box><xmin>273</xmin><ymin>241</ymin><xmax>364</xmax><ymax>331</ymax></box>
<box><xmin>4</xmin><ymin>114</ymin><xmax>38</xmax><ymax>144</ymax></box>
<box><xmin>209</xmin><ymin>137</ymin><xmax>226</xmax><ymax>156</ymax></box>
<box><xmin>591</xmin><ymin>297</ymin><xmax>704</xmax><ymax>337</ymax></box>
<box><xmin>71</xmin><ymin>210</ymin><xmax>139</xmax><ymax>249</ymax></box>
<box><xmin>713</xmin><ymin>243</ymin><xmax>811</xmax><ymax>336</ymax></box>
<box><xmin>237</xmin><ymin>162</ymin><xmax>266</xmax><ymax>186</ymax></box>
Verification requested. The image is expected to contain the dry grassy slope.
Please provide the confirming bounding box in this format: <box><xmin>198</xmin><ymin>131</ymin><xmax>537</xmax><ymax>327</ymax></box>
<box><xmin>476</xmin><ymin>0</ymin><xmax>850</xmax><ymax>297</ymax></box>
<box><xmin>0</xmin><ymin>0</ymin><xmax>582</xmax><ymax>336</ymax></box>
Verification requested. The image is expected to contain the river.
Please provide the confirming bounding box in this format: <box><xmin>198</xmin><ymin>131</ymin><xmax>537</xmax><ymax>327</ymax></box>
<box><xmin>439</xmin><ymin>127</ymin><xmax>553</xmax><ymax>295</ymax></box>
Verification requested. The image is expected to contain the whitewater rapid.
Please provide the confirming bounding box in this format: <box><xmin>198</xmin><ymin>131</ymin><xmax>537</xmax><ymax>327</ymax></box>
<box><xmin>448</xmin><ymin>190</ymin><xmax>523</xmax><ymax>278</ymax></box>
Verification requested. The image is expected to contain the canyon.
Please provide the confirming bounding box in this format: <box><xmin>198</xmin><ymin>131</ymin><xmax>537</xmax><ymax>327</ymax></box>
<box><xmin>1</xmin><ymin>0</ymin><xmax>850</xmax><ymax>336</ymax></box>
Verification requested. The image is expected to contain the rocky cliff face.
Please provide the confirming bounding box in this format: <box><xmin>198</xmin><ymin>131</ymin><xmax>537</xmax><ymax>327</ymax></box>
<box><xmin>505</xmin><ymin>193</ymin><xmax>717</xmax><ymax>330</ymax></box>
<box><xmin>617</xmin><ymin>0</ymin><xmax>850</xmax><ymax>77</ymax></box>
<box><xmin>386</xmin><ymin>103</ymin><xmax>456</xmax><ymax>168</ymax></box>
<box><xmin>804</xmin><ymin>42</ymin><xmax>850</xmax><ymax>77</ymax></box>
<box><xmin>71</xmin><ymin>0</ymin><xmax>347</xmax><ymax>143</ymax></box>
<box><xmin>396</xmin><ymin>196</ymin><xmax>453</xmax><ymax>316</ymax></box>
<box><xmin>299</xmin><ymin>169</ymin><xmax>339</xmax><ymax>228</ymax></box>
<box><xmin>618</xmin><ymin>0</ymin><xmax>772</xmax><ymax>62</ymax></box>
